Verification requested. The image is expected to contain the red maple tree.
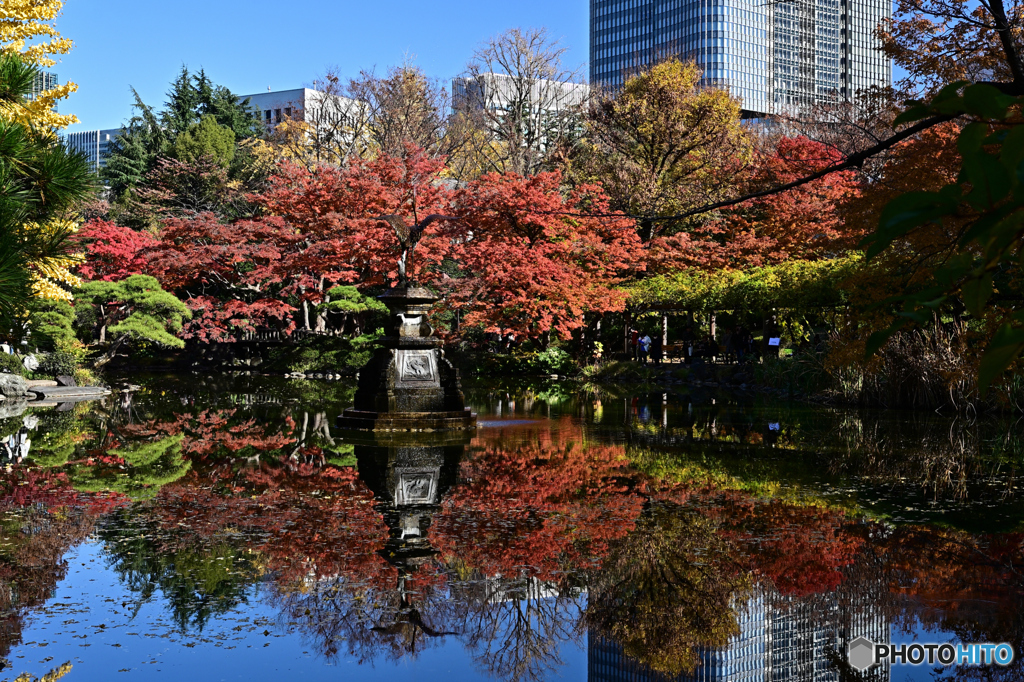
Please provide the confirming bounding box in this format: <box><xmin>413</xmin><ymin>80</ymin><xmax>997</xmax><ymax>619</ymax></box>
<box><xmin>143</xmin><ymin>213</ymin><xmax>299</xmax><ymax>342</ymax></box>
<box><xmin>74</xmin><ymin>219</ymin><xmax>159</xmax><ymax>281</ymax></box>
<box><xmin>649</xmin><ymin>136</ymin><xmax>862</xmax><ymax>272</ymax></box>
<box><xmin>447</xmin><ymin>172</ymin><xmax>644</xmax><ymax>340</ymax></box>
<box><xmin>257</xmin><ymin>145</ymin><xmax>454</xmax><ymax>289</ymax></box>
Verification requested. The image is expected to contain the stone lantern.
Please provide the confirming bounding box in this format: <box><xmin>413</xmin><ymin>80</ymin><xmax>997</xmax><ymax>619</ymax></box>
<box><xmin>336</xmin><ymin>286</ymin><xmax>476</xmax><ymax>432</ymax></box>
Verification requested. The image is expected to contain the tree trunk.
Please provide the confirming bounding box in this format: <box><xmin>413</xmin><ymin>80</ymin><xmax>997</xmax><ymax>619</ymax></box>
<box><xmin>316</xmin><ymin>293</ymin><xmax>329</xmax><ymax>333</ymax></box>
<box><xmin>315</xmin><ymin>277</ymin><xmax>328</xmax><ymax>332</ymax></box>
<box><xmin>640</xmin><ymin>218</ymin><xmax>655</xmax><ymax>242</ymax></box>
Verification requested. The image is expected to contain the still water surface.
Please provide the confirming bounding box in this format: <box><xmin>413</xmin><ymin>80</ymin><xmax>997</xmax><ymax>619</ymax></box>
<box><xmin>1</xmin><ymin>374</ymin><xmax>1022</xmax><ymax>681</ymax></box>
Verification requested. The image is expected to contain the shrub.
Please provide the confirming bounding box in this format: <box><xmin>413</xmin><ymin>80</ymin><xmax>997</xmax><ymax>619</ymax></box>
<box><xmin>28</xmin><ymin>299</ymin><xmax>78</xmax><ymax>351</ymax></box>
<box><xmin>0</xmin><ymin>352</ymin><xmax>26</xmax><ymax>377</ymax></box>
<box><xmin>38</xmin><ymin>351</ymin><xmax>78</xmax><ymax>379</ymax></box>
<box><xmin>527</xmin><ymin>346</ymin><xmax>577</xmax><ymax>375</ymax></box>
<box><xmin>281</xmin><ymin>331</ymin><xmax>383</xmax><ymax>374</ymax></box>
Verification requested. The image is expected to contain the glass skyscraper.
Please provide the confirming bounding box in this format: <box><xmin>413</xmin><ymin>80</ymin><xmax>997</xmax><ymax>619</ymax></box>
<box><xmin>587</xmin><ymin>584</ymin><xmax>891</xmax><ymax>682</ymax></box>
<box><xmin>589</xmin><ymin>0</ymin><xmax>891</xmax><ymax>116</ymax></box>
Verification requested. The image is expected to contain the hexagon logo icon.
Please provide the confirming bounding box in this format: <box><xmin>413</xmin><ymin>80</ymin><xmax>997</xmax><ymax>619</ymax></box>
<box><xmin>848</xmin><ymin>637</ymin><xmax>877</xmax><ymax>671</ymax></box>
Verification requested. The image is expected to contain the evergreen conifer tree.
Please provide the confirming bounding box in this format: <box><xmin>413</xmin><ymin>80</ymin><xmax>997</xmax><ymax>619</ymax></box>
<box><xmin>0</xmin><ymin>54</ymin><xmax>94</xmax><ymax>325</ymax></box>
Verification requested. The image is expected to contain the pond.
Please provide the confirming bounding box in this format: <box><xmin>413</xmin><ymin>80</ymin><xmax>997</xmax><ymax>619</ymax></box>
<box><xmin>0</xmin><ymin>373</ymin><xmax>1021</xmax><ymax>682</ymax></box>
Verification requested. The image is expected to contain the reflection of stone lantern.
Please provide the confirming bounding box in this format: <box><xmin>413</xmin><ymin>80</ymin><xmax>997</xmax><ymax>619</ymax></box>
<box><xmin>336</xmin><ymin>286</ymin><xmax>476</xmax><ymax>431</ymax></box>
<box><xmin>350</xmin><ymin>431</ymin><xmax>468</xmax><ymax>565</ymax></box>
<box><xmin>347</xmin><ymin>431</ymin><xmax>468</xmax><ymax>643</ymax></box>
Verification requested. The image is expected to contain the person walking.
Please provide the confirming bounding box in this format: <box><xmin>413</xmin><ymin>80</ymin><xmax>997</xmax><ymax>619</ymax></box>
<box><xmin>630</xmin><ymin>328</ymin><xmax>640</xmax><ymax>361</ymax></box>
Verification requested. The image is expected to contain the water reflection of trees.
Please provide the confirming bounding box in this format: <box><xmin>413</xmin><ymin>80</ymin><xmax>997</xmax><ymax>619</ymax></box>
<box><xmin>97</xmin><ymin>461</ymin><xmax>393</xmax><ymax>632</ymax></box>
<box><xmin>620</xmin><ymin>398</ymin><xmax>1024</xmax><ymax>521</ymax></box>
<box><xmin>5</xmin><ymin>390</ymin><xmax>1024</xmax><ymax>682</ymax></box>
<box><xmin>456</xmin><ymin>577</ymin><xmax>584</xmax><ymax>682</ymax></box>
<box><xmin>584</xmin><ymin>502</ymin><xmax>753</xmax><ymax>677</ymax></box>
<box><xmin>0</xmin><ymin>469</ymin><xmax>123</xmax><ymax>668</ymax></box>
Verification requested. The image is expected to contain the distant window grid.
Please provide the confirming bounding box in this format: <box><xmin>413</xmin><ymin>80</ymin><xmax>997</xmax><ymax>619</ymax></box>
<box><xmin>63</xmin><ymin>129</ymin><xmax>122</xmax><ymax>175</ymax></box>
<box><xmin>587</xmin><ymin>585</ymin><xmax>892</xmax><ymax>682</ymax></box>
<box><xmin>28</xmin><ymin>72</ymin><xmax>59</xmax><ymax>111</ymax></box>
<box><xmin>590</xmin><ymin>0</ymin><xmax>890</xmax><ymax>116</ymax></box>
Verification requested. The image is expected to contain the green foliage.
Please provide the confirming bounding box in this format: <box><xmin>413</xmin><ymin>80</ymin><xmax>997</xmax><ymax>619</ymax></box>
<box><xmin>326</xmin><ymin>444</ymin><xmax>357</xmax><ymax>468</ymax></box>
<box><xmin>280</xmin><ymin>331</ymin><xmax>384</xmax><ymax>374</ymax></box>
<box><xmin>78</xmin><ymin>274</ymin><xmax>192</xmax><ymax>351</ymax></box>
<box><xmin>38</xmin><ymin>350</ymin><xmax>77</xmax><ymax>378</ymax></box>
<box><xmin>97</xmin><ymin>507</ymin><xmax>262</xmax><ymax>631</ymax></box>
<box><xmin>103</xmin><ymin>67</ymin><xmax>261</xmax><ymax>201</ymax></box>
<box><xmin>69</xmin><ymin>434</ymin><xmax>191</xmax><ymax>499</ymax></box>
<box><xmin>862</xmin><ymin>83</ymin><xmax>1024</xmax><ymax>391</ymax></box>
<box><xmin>529</xmin><ymin>346</ymin><xmax>576</xmax><ymax>374</ymax></box>
<box><xmin>28</xmin><ymin>408</ymin><xmax>83</xmax><ymax>468</ymax></box>
<box><xmin>0</xmin><ymin>352</ymin><xmax>26</xmax><ymax>377</ymax></box>
<box><xmin>169</xmin><ymin>67</ymin><xmax>262</xmax><ymax>141</ymax></box>
<box><xmin>462</xmin><ymin>345</ymin><xmax>581</xmax><ymax>377</ymax></box>
<box><xmin>321</xmin><ymin>286</ymin><xmax>389</xmax><ymax>315</ymax></box>
<box><xmin>628</xmin><ymin>256</ymin><xmax>862</xmax><ymax>313</ymax></box>
<box><xmin>579</xmin><ymin>360</ymin><xmax>662</xmax><ymax>385</ymax></box>
<box><xmin>173</xmin><ymin>115</ymin><xmax>235</xmax><ymax>167</ymax></box>
<box><xmin>630</xmin><ymin>447</ymin><xmax>784</xmax><ymax>498</ymax></box>
<box><xmin>0</xmin><ymin>413</ymin><xmax>25</xmax><ymax>440</ymax></box>
<box><xmin>0</xmin><ymin>53</ymin><xmax>38</xmax><ymax>105</ymax></box>
<box><xmin>28</xmin><ymin>298</ymin><xmax>77</xmax><ymax>351</ymax></box>
<box><xmin>0</xmin><ymin>53</ymin><xmax>96</xmax><ymax>323</ymax></box>
<box><xmin>101</xmin><ymin>90</ymin><xmax>166</xmax><ymax>197</ymax></box>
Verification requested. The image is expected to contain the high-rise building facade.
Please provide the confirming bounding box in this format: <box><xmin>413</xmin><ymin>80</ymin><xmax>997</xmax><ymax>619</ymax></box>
<box><xmin>29</xmin><ymin>71</ymin><xmax>59</xmax><ymax>102</ymax></box>
<box><xmin>589</xmin><ymin>0</ymin><xmax>891</xmax><ymax>116</ymax></box>
<box><xmin>64</xmin><ymin>128</ymin><xmax>122</xmax><ymax>174</ymax></box>
<box><xmin>587</xmin><ymin>584</ymin><xmax>891</xmax><ymax>682</ymax></box>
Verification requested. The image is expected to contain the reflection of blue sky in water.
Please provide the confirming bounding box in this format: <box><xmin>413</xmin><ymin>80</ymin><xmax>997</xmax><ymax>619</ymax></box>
<box><xmin>7</xmin><ymin>541</ymin><xmax>587</xmax><ymax>682</ymax></box>
<box><xmin>3</xmin><ymin>374</ymin><xmax>1023</xmax><ymax>682</ymax></box>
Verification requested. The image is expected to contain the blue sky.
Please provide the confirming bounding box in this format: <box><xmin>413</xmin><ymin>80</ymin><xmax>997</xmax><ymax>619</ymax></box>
<box><xmin>57</xmin><ymin>0</ymin><xmax>590</xmax><ymax>133</ymax></box>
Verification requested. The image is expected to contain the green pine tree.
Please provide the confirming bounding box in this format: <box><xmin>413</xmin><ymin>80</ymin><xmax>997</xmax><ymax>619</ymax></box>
<box><xmin>162</xmin><ymin>65</ymin><xmax>201</xmax><ymax>138</ymax></box>
<box><xmin>0</xmin><ymin>54</ymin><xmax>96</xmax><ymax>326</ymax></box>
<box><xmin>77</xmin><ymin>274</ymin><xmax>192</xmax><ymax>366</ymax></box>
<box><xmin>101</xmin><ymin>89</ymin><xmax>168</xmax><ymax>198</ymax></box>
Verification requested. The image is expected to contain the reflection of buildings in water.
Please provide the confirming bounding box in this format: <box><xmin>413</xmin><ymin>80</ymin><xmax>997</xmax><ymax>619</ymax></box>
<box><xmin>0</xmin><ymin>417</ymin><xmax>35</xmax><ymax>464</ymax></box>
<box><xmin>448</xmin><ymin>574</ymin><xmax>576</xmax><ymax>607</ymax></box>
<box><xmin>588</xmin><ymin>587</ymin><xmax>890</xmax><ymax>682</ymax></box>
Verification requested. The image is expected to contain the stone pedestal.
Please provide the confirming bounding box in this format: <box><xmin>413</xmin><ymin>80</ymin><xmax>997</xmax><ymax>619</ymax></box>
<box><xmin>336</xmin><ymin>286</ymin><xmax>476</xmax><ymax>432</ymax></box>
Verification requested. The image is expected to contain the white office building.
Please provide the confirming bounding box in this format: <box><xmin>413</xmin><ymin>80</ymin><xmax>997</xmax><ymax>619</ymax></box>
<box><xmin>237</xmin><ymin>88</ymin><xmax>363</xmax><ymax>128</ymax></box>
<box><xmin>64</xmin><ymin>128</ymin><xmax>122</xmax><ymax>174</ymax></box>
<box><xmin>452</xmin><ymin>73</ymin><xmax>590</xmax><ymax>116</ymax></box>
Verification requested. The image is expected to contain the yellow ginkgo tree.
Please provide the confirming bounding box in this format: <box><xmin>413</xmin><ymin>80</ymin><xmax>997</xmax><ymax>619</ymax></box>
<box><xmin>0</xmin><ymin>1</ymin><xmax>90</xmax><ymax>314</ymax></box>
<box><xmin>0</xmin><ymin>0</ymin><xmax>78</xmax><ymax>131</ymax></box>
